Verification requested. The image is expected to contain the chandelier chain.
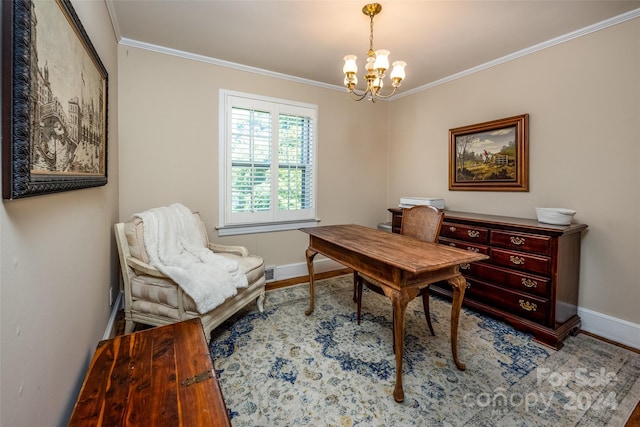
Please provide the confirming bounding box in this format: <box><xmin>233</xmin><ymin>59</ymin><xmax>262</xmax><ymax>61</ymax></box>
<box><xmin>369</xmin><ymin>14</ymin><xmax>375</xmax><ymax>56</ymax></box>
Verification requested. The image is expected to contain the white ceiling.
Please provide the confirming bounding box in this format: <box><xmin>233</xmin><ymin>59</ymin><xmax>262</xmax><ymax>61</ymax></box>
<box><xmin>106</xmin><ymin>1</ymin><xmax>640</xmax><ymax>96</ymax></box>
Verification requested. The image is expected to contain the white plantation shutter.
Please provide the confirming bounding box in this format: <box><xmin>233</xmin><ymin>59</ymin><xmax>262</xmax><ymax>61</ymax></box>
<box><xmin>230</xmin><ymin>106</ymin><xmax>272</xmax><ymax>216</ymax></box>
<box><xmin>219</xmin><ymin>91</ymin><xmax>318</xmax><ymax>234</ymax></box>
<box><xmin>278</xmin><ymin>113</ymin><xmax>314</xmax><ymax>214</ymax></box>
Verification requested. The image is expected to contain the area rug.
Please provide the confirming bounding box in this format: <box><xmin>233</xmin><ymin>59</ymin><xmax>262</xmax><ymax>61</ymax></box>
<box><xmin>210</xmin><ymin>275</ymin><xmax>640</xmax><ymax>426</ymax></box>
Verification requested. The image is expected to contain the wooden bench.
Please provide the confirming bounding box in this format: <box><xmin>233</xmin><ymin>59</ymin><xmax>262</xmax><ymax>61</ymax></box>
<box><xmin>69</xmin><ymin>318</ymin><xmax>231</xmax><ymax>426</ymax></box>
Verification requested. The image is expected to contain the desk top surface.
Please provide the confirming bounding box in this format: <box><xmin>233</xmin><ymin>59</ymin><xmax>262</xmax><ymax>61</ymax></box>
<box><xmin>300</xmin><ymin>224</ymin><xmax>488</xmax><ymax>274</ymax></box>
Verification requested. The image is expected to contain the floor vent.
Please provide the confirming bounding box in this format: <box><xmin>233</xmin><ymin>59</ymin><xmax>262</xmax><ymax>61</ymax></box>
<box><xmin>265</xmin><ymin>265</ymin><xmax>275</xmax><ymax>282</ymax></box>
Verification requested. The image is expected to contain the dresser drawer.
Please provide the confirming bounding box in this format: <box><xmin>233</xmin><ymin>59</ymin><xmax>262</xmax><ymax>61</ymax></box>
<box><xmin>439</xmin><ymin>237</ymin><xmax>489</xmax><ymax>255</ymax></box>
<box><xmin>490</xmin><ymin>230</ymin><xmax>551</xmax><ymax>256</ymax></box>
<box><xmin>440</xmin><ymin>222</ymin><xmax>489</xmax><ymax>244</ymax></box>
<box><xmin>466</xmin><ymin>278</ymin><xmax>549</xmax><ymax>324</ymax></box>
<box><xmin>490</xmin><ymin>248</ymin><xmax>551</xmax><ymax>276</ymax></box>
<box><xmin>462</xmin><ymin>262</ymin><xmax>550</xmax><ymax>297</ymax></box>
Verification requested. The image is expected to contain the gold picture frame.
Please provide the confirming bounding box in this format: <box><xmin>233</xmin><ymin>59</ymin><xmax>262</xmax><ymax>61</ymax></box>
<box><xmin>449</xmin><ymin>114</ymin><xmax>529</xmax><ymax>192</ymax></box>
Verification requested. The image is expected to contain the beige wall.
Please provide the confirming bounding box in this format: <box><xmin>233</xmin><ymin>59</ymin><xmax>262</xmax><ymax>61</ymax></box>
<box><xmin>0</xmin><ymin>1</ymin><xmax>119</xmax><ymax>426</ymax></box>
<box><xmin>118</xmin><ymin>18</ymin><xmax>640</xmax><ymax>328</ymax></box>
<box><xmin>388</xmin><ymin>18</ymin><xmax>640</xmax><ymax>324</ymax></box>
<box><xmin>117</xmin><ymin>46</ymin><xmax>389</xmax><ymax>266</ymax></box>
<box><xmin>118</xmin><ymin>18</ymin><xmax>639</xmax><ymax>327</ymax></box>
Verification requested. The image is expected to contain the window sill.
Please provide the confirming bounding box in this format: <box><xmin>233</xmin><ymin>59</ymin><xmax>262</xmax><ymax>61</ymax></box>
<box><xmin>216</xmin><ymin>219</ymin><xmax>321</xmax><ymax>236</ymax></box>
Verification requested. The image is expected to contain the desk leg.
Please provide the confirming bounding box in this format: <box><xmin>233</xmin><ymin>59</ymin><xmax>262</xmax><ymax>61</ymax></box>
<box><xmin>383</xmin><ymin>287</ymin><xmax>419</xmax><ymax>403</ymax></box>
<box><xmin>305</xmin><ymin>248</ymin><xmax>318</xmax><ymax>315</ymax></box>
<box><xmin>448</xmin><ymin>274</ymin><xmax>467</xmax><ymax>371</ymax></box>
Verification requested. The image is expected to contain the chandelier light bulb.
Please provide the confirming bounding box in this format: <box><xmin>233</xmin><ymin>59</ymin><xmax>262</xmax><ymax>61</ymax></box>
<box><xmin>343</xmin><ymin>55</ymin><xmax>358</xmax><ymax>74</ymax></box>
<box><xmin>344</xmin><ymin>75</ymin><xmax>358</xmax><ymax>87</ymax></box>
<box><xmin>391</xmin><ymin>61</ymin><xmax>406</xmax><ymax>81</ymax></box>
<box><xmin>365</xmin><ymin>56</ymin><xmax>375</xmax><ymax>73</ymax></box>
<box><xmin>373</xmin><ymin>49</ymin><xmax>390</xmax><ymax>71</ymax></box>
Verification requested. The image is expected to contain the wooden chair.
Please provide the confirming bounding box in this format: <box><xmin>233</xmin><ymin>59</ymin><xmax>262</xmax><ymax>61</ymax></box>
<box><xmin>354</xmin><ymin>205</ymin><xmax>444</xmax><ymax>337</ymax></box>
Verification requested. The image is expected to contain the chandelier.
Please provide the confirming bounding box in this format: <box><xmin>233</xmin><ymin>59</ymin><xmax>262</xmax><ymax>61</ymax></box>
<box><xmin>342</xmin><ymin>3</ymin><xmax>406</xmax><ymax>102</ymax></box>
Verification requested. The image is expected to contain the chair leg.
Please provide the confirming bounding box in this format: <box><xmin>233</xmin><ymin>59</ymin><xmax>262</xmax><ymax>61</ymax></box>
<box><xmin>391</xmin><ymin>307</ymin><xmax>396</xmax><ymax>354</ymax></box>
<box><xmin>352</xmin><ymin>271</ymin><xmax>358</xmax><ymax>302</ymax></box>
<box><xmin>257</xmin><ymin>292</ymin><xmax>265</xmax><ymax>313</ymax></box>
<box><xmin>124</xmin><ymin>320</ymin><xmax>136</xmax><ymax>334</ymax></box>
<box><xmin>356</xmin><ymin>275</ymin><xmax>363</xmax><ymax>325</ymax></box>
<box><xmin>422</xmin><ymin>290</ymin><xmax>435</xmax><ymax>336</ymax></box>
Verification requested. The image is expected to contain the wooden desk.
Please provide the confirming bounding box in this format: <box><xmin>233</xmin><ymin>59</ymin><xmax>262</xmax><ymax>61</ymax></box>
<box><xmin>69</xmin><ymin>319</ymin><xmax>231</xmax><ymax>427</ymax></box>
<box><xmin>300</xmin><ymin>224</ymin><xmax>488</xmax><ymax>402</ymax></box>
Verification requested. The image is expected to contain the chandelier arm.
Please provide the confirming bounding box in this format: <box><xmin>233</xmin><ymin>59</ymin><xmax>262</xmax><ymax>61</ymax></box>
<box><xmin>370</xmin><ymin>86</ymin><xmax>398</xmax><ymax>99</ymax></box>
<box><xmin>347</xmin><ymin>89</ymin><xmax>371</xmax><ymax>102</ymax></box>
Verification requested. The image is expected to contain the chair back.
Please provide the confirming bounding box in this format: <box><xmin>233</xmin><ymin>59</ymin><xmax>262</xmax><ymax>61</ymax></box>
<box><xmin>400</xmin><ymin>205</ymin><xmax>444</xmax><ymax>243</ymax></box>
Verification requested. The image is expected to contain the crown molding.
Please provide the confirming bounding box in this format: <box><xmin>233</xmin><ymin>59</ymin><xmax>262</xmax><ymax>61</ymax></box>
<box><xmin>394</xmin><ymin>7</ymin><xmax>640</xmax><ymax>100</ymax></box>
<box><xmin>104</xmin><ymin>0</ymin><xmax>122</xmax><ymax>43</ymax></box>
<box><xmin>118</xmin><ymin>38</ymin><xmax>343</xmax><ymax>93</ymax></box>
<box><xmin>110</xmin><ymin>6</ymin><xmax>639</xmax><ymax>100</ymax></box>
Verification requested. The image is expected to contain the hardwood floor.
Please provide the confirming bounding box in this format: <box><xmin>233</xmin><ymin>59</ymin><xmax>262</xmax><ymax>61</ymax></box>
<box><xmin>113</xmin><ymin>268</ymin><xmax>640</xmax><ymax>425</ymax></box>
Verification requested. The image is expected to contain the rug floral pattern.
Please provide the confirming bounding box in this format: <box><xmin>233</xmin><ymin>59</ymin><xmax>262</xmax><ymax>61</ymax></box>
<box><xmin>210</xmin><ymin>275</ymin><xmax>640</xmax><ymax>426</ymax></box>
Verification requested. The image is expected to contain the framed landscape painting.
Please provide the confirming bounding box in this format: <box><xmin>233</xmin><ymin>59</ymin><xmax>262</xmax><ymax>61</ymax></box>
<box><xmin>449</xmin><ymin>114</ymin><xmax>529</xmax><ymax>192</ymax></box>
<box><xmin>2</xmin><ymin>0</ymin><xmax>108</xmax><ymax>199</ymax></box>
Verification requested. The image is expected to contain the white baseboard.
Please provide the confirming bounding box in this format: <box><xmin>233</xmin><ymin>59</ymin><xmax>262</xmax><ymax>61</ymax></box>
<box><xmin>272</xmin><ymin>256</ymin><xmax>347</xmax><ymax>282</ymax></box>
<box><xmin>103</xmin><ymin>290</ymin><xmax>124</xmax><ymax>340</ymax></box>
<box><xmin>578</xmin><ymin>306</ymin><xmax>640</xmax><ymax>350</ymax></box>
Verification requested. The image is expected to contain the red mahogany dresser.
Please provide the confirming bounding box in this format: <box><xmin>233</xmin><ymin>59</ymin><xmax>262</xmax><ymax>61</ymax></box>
<box><xmin>389</xmin><ymin>208</ymin><xmax>587</xmax><ymax>349</ymax></box>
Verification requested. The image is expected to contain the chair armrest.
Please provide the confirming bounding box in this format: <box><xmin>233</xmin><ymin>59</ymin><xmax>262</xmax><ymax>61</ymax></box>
<box><xmin>126</xmin><ymin>257</ymin><xmax>166</xmax><ymax>278</ymax></box>
<box><xmin>208</xmin><ymin>243</ymin><xmax>249</xmax><ymax>257</ymax></box>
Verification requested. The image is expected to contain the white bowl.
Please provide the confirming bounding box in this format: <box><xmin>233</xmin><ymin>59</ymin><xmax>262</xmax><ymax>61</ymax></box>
<box><xmin>535</xmin><ymin>208</ymin><xmax>576</xmax><ymax>225</ymax></box>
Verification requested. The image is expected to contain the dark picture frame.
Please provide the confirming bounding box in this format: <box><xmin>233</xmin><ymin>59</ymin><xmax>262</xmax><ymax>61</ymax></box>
<box><xmin>449</xmin><ymin>114</ymin><xmax>529</xmax><ymax>192</ymax></box>
<box><xmin>2</xmin><ymin>0</ymin><xmax>108</xmax><ymax>199</ymax></box>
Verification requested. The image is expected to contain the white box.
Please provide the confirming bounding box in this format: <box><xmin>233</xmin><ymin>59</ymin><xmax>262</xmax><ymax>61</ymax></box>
<box><xmin>399</xmin><ymin>197</ymin><xmax>445</xmax><ymax>209</ymax></box>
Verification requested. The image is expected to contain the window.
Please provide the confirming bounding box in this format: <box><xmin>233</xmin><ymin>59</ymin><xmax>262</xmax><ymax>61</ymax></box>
<box><xmin>218</xmin><ymin>90</ymin><xmax>318</xmax><ymax>235</ymax></box>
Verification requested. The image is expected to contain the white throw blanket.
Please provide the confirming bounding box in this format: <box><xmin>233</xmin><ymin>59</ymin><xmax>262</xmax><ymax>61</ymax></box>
<box><xmin>134</xmin><ymin>203</ymin><xmax>248</xmax><ymax>314</ymax></box>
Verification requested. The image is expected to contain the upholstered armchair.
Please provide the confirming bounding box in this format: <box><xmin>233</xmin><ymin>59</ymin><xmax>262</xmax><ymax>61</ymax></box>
<box><xmin>114</xmin><ymin>209</ymin><xmax>266</xmax><ymax>342</ymax></box>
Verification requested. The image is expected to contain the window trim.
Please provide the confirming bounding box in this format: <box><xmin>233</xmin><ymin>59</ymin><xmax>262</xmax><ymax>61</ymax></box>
<box><xmin>217</xmin><ymin>90</ymin><xmax>319</xmax><ymax>236</ymax></box>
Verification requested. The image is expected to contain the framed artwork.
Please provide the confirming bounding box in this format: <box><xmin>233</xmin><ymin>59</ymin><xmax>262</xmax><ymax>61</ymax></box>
<box><xmin>449</xmin><ymin>114</ymin><xmax>529</xmax><ymax>192</ymax></box>
<box><xmin>2</xmin><ymin>0</ymin><xmax>108</xmax><ymax>199</ymax></box>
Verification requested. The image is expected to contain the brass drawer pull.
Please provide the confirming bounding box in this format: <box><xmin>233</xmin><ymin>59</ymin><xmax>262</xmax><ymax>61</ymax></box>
<box><xmin>522</xmin><ymin>278</ymin><xmax>538</xmax><ymax>288</ymax></box>
<box><xmin>468</xmin><ymin>230</ymin><xmax>480</xmax><ymax>238</ymax></box>
<box><xmin>449</xmin><ymin>226</ymin><xmax>457</xmax><ymax>232</ymax></box>
<box><xmin>510</xmin><ymin>256</ymin><xmax>525</xmax><ymax>265</ymax></box>
<box><xmin>460</xmin><ymin>263</ymin><xmax>470</xmax><ymax>270</ymax></box>
<box><xmin>519</xmin><ymin>300</ymin><xmax>537</xmax><ymax>312</ymax></box>
<box><xmin>467</xmin><ymin>247</ymin><xmax>479</xmax><ymax>253</ymax></box>
<box><xmin>510</xmin><ymin>236</ymin><xmax>525</xmax><ymax>245</ymax></box>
